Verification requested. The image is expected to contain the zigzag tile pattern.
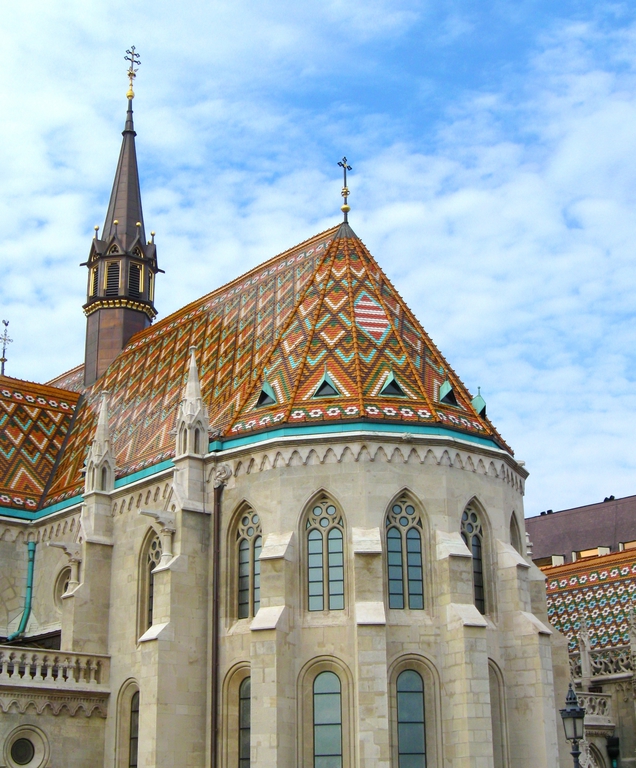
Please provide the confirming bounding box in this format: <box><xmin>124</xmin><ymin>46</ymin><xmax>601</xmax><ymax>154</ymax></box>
<box><xmin>43</xmin><ymin>229</ymin><xmax>337</xmax><ymax>506</ymax></box>
<box><xmin>40</xmin><ymin>223</ymin><xmax>508</xmax><ymax>510</ymax></box>
<box><xmin>0</xmin><ymin>377</ymin><xmax>80</xmax><ymax>512</ymax></box>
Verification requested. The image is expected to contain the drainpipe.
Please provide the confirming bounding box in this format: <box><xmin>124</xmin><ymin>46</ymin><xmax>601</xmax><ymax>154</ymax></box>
<box><xmin>210</xmin><ymin>482</ymin><xmax>223</xmax><ymax>767</ymax></box>
<box><xmin>7</xmin><ymin>541</ymin><xmax>36</xmax><ymax>642</ymax></box>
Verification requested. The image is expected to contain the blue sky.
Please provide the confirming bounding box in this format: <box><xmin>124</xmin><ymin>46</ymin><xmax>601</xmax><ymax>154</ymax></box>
<box><xmin>2</xmin><ymin>0</ymin><xmax>636</xmax><ymax>517</ymax></box>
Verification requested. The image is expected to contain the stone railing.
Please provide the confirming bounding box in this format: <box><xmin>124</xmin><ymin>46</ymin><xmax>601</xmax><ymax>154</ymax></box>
<box><xmin>569</xmin><ymin>651</ymin><xmax>582</xmax><ymax>679</ymax></box>
<box><xmin>0</xmin><ymin>646</ymin><xmax>109</xmax><ymax>691</ymax></box>
<box><xmin>570</xmin><ymin>643</ymin><xmax>633</xmax><ymax>683</ymax></box>
<box><xmin>589</xmin><ymin>646</ymin><xmax>632</xmax><ymax>677</ymax></box>
<box><xmin>577</xmin><ymin>692</ymin><xmax>614</xmax><ymax>728</ymax></box>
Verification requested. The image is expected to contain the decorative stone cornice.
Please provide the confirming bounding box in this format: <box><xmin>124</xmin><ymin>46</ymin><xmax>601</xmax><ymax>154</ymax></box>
<box><xmin>83</xmin><ymin>297</ymin><xmax>157</xmax><ymax>319</ymax></box>
<box><xmin>0</xmin><ymin>689</ymin><xmax>108</xmax><ymax>718</ymax></box>
<box><xmin>224</xmin><ymin>440</ymin><xmax>525</xmax><ymax>494</ymax></box>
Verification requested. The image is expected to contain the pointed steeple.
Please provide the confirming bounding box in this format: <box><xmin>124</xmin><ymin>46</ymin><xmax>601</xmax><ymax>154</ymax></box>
<box><xmin>85</xmin><ymin>392</ymin><xmax>115</xmax><ymax>493</ymax></box>
<box><xmin>82</xmin><ymin>48</ymin><xmax>162</xmax><ymax>388</ymax></box>
<box><xmin>175</xmin><ymin>348</ymin><xmax>209</xmax><ymax>457</ymax></box>
<box><xmin>101</xmin><ymin>98</ymin><xmax>145</xmax><ymax>250</ymax></box>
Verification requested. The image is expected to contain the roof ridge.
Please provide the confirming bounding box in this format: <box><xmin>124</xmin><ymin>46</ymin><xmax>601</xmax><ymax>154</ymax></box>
<box><xmin>0</xmin><ymin>374</ymin><xmax>81</xmax><ymax>400</ymax></box>
<box><xmin>227</xmin><ymin>232</ymin><xmax>340</xmax><ymax>429</ymax></box>
<box><xmin>124</xmin><ymin>225</ymin><xmax>341</xmax><ymax>350</ymax></box>
<box><xmin>350</xmin><ymin>235</ymin><xmax>510</xmax><ymax>451</ymax></box>
<box><xmin>350</xmin><ymin>238</ymin><xmax>437</xmax><ymax>416</ymax></box>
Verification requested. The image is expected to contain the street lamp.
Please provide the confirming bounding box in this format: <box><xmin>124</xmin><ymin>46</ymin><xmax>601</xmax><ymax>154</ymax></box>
<box><xmin>560</xmin><ymin>683</ymin><xmax>586</xmax><ymax>768</ymax></box>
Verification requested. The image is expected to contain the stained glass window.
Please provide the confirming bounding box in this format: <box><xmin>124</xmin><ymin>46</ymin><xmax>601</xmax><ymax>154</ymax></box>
<box><xmin>236</xmin><ymin>509</ymin><xmax>262</xmax><ymax>619</ymax></box>
<box><xmin>461</xmin><ymin>506</ymin><xmax>485</xmax><ymax>615</ymax></box>
<box><xmin>306</xmin><ymin>499</ymin><xmax>345</xmax><ymax>612</ymax></box>
<box><xmin>386</xmin><ymin>499</ymin><xmax>424</xmax><ymax>610</ymax></box>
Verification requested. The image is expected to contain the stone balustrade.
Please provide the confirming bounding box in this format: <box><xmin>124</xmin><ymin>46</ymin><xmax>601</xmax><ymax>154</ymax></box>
<box><xmin>577</xmin><ymin>691</ymin><xmax>614</xmax><ymax>728</ymax></box>
<box><xmin>0</xmin><ymin>645</ymin><xmax>109</xmax><ymax>691</ymax></box>
<box><xmin>570</xmin><ymin>644</ymin><xmax>633</xmax><ymax>682</ymax></box>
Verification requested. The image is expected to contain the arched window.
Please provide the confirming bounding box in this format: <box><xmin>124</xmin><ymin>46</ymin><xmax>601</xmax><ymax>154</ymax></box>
<box><xmin>509</xmin><ymin>513</ymin><xmax>522</xmax><ymax>554</ymax></box>
<box><xmin>396</xmin><ymin>670</ymin><xmax>426</xmax><ymax>768</ymax></box>
<box><xmin>236</xmin><ymin>508</ymin><xmax>262</xmax><ymax>619</ymax></box>
<box><xmin>306</xmin><ymin>497</ymin><xmax>345</xmax><ymax>611</ymax></box>
<box><xmin>239</xmin><ymin>677</ymin><xmax>251</xmax><ymax>768</ymax></box>
<box><xmin>193</xmin><ymin>428</ymin><xmax>201</xmax><ymax>455</ymax></box>
<box><xmin>101</xmin><ymin>465</ymin><xmax>108</xmax><ymax>491</ymax></box>
<box><xmin>386</xmin><ymin>498</ymin><xmax>424</xmax><ymax>610</ymax></box>
<box><xmin>138</xmin><ymin>532</ymin><xmax>163</xmax><ymax>637</ymax></box>
<box><xmin>129</xmin><ymin>691</ymin><xmax>140</xmax><ymax>768</ymax></box>
<box><xmin>461</xmin><ymin>505</ymin><xmax>485</xmax><ymax>615</ymax></box>
<box><xmin>179</xmin><ymin>426</ymin><xmax>187</xmax><ymax>455</ymax></box>
<box><xmin>313</xmin><ymin>671</ymin><xmax>342</xmax><ymax>768</ymax></box>
<box><xmin>488</xmin><ymin>661</ymin><xmax>509</xmax><ymax>768</ymax></box>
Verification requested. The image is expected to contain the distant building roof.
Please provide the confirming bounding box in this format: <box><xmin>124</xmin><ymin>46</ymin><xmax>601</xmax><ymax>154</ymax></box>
<box><xmin>526</xmin><ymin>494</ymin><xmax>636</xmax><ymax>563</ymax></box>
<box><xmin>543</xmin><ymin>548</ymin><xmax>636</xmax><ymax>650</ymax></box>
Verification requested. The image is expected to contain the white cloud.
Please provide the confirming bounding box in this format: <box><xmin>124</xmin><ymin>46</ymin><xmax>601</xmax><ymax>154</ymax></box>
<box><xmin>1</xmin><ymin>3</ymin><xmax>636</xmax><ymax>515</ymax></box>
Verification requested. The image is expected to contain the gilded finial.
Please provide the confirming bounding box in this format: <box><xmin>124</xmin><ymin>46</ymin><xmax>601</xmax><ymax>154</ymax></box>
<box><xmin>338</xmin><ymin>157</ymin><xmax>352</xmax><ymax>222</ymax></box>
<box><xmin>125</xmin><ymin>46</ymin><xmax>140</xmax><ymax>100</ymax></box>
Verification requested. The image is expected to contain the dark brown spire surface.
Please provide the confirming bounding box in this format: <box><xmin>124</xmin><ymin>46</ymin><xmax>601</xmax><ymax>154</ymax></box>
<box><xmin>101</xmin><ymin>99</ymin><xmax>145</xmax><ymax>250</ymax></box>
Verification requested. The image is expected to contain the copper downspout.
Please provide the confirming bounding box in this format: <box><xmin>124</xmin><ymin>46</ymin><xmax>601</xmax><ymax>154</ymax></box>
<box><xmin>210</xmin><ymin>476</ymin><xmax>225</xmax><ymax>766</ymax></box>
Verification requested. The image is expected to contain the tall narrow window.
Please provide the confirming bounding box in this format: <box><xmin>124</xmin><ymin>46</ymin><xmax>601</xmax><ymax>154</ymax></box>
<box><xmin>239</xmin><ymin>677</ymin><xmax>251</xmax><ymax>768</ymax></box>
<box><xmin>313</xmin><ymin>672</ymin><xmax>342</xmax><ymax>768</ymax></box>
<box><xmin>129</xmin><ymin>690</ymin><xmax>140</xmax><ymax>768</ymax></box>
<box><xmin>129</xmin><ymin>263</ymin><xmax>142</xmax><ymax>299</ymax></box>
<box><xmin>306</xmin><ymin>498</ymin><xmax>345</xmax><ymax>612</ymax></box>
<box><xmin>90</xmin><ymin>267</ymin><xmax>99</xmax><ymax>297</ymax></box>
<box><xmin>105</xmin><ymin>261</ymin><xmax>120</xmax><ymax>296</ymax></box>
<box><xmin>396</xmin><ymin>670</ymin><xmax>426</xmax><ymax>768</ymax></box>
<box><xmin>236</xmin><ymin>508</ymin><xmax>262</xmax><ymax>619</ymax></box>
<box><xmin>489</xmin><ymin>662</ymin><xmax>508</xmax><ymax>768</ymax></box>
<box><xmin>147</xmin><ymin>534</ymin><xmax>162</xmax><ymax>628</ymax></box>
<box><xmin>386</xmin><ymin>498</ymin><xmax>424</xmax><ymax>610</ymax></box>
<box><xmin>461</xmin><ymin>506</ymin><xmax>485</xmax><ymax>615</ymax></box>
<box><xmin>509</xmin><ymin>513</ymin><xmax>522</xmax><ymax>554</ymax></box>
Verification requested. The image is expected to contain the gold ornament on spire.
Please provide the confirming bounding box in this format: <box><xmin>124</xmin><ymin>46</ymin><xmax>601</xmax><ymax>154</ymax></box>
<box><xmin>125</xmin><ymin>46</ymin><xmax>140</xmax><ymax>99</ymax></box>
<box><xmin>338</xmin><ymin>157</ymin><xmax>352</xmax><ymax>222</ymax></box>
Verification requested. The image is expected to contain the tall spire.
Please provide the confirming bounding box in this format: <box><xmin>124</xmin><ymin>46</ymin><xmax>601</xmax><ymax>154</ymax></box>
<box><xmin>82</xmin><ymin>47</ymin><xmax>161</xmax><ymax>388</ymax></box>
<box><xmin>102</xmin><ymin>46</ymin><xmax>144</xmax><ymax>250</ymax></box>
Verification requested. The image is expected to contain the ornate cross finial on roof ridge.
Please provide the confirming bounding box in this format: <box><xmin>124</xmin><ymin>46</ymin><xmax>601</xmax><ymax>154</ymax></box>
<box><xmin>1</xmin><ymin>320</ymin><xmax>12</xmax><ymax>377</ymax></box>
<box><xmin>338</xmin><ymin>157</ymin><xmax>352</xmax><ymax>222</ymax></box>
<box><xmin>125</xmin><ymin>46</ymin><xmax>141</xmax><ymax>100</ymax></box>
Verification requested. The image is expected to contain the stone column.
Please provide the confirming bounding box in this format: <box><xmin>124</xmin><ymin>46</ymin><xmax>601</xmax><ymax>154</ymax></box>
<box><xmin>250</xmin><ymin>531</ymin><xmax>296</xmax><ymax>768</ymax></box>
<box><xmin>352</xmin><ymin>527</ymin><xmax>390</xmax><ymax>768</ymax></box>
<box><xmin>497</xmin><ymin>540</ymin><xmax>562</xmax><ymax>768</ymax></box>
<box><xmin>436</xmin><ymin>530</ymin><xmax>493</xmax><ymax>767</ymax></box>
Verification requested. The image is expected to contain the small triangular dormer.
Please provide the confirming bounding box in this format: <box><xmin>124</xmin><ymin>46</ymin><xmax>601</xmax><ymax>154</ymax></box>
<box><xmin>472</xmin><ymin>387</ymin><xmax>487</xmax><ymax>417</ymax></box>
<box><xmin>256</xmin><ymin>381</ymin><xmax>277</xmax><ymax>408</ymax></box>
<box><xmin>439</xmin><ymin>379</ymin><xmax>458</xmax><ymax>407</ymax></box>
<box><xmin>314</xmin><ymin>370</ymin><xmax>340</xmax><ymax>398</ymax></box>
<box><xmin>380</xmin><ymin>371</ymin><xmax>405</xmax><ymax>397</ymax></box>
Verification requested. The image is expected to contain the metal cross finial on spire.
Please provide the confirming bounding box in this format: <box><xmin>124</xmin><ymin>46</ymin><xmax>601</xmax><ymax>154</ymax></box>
<box><xmin>338</xmin><ymin>157</ymin><xmax>352</xmax><ymax>222</ymax></box>
<box><xmin>125</xmin><ymin>46</ymin><xmax>141</xmax><ymax>99</ymax></box>
<box><xmin>1</xmin><ymin>320</ymin><xmax>12</xmax><ymax>376</ymax></box>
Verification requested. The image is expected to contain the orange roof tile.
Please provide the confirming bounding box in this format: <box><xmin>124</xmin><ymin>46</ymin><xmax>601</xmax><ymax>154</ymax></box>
<box><xmin>42</xmin><ymin>223</ymin><xmax>509</xmax><ymax>509</ymax></box>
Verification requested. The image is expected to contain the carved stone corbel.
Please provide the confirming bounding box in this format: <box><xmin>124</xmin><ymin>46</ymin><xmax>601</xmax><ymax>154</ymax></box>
<box><xmin>213</xmin><ymin>463</ymin><xmax>232</xmax><ymax>489</ymax></box>
<box><xmin>47</xmin><ymin>541</ymin><xmax>82</xmax><ymax>592</ymax></box>
<box><xmin>139</xmin><ymin>509</ymin><xmax>176</xmax><ymax>567</ymax></box>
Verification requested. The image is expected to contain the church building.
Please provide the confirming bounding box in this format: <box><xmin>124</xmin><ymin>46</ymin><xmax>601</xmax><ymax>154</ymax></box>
<box><xmin>0</xmin><ymin>59</ymin><xmax>572</xmax><ymax>768</ymax></box>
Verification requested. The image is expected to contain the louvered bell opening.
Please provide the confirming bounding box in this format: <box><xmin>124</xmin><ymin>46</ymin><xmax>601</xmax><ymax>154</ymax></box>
<box><xmin>105</xmin><ymin>262</ymin><xmax>120</xmax><ymax>296</ymax></box>
<box><xmin>90</xmin><ymin>268</ymin><xmax>99</xmax><ymax>297</ymax></box>
<box><xmin>129</xmin><ymin>263</ymin><xmax>142</xmax><ymax>299</ymax></box>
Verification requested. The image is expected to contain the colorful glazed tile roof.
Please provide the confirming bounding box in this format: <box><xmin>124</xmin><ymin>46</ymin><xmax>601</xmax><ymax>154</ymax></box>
<box><xmin>46</xmin><ymin>364</ymin><xmax>85</xmax><ymax>394</ymax></box>
<box><xmin>544</xmin><ymin>549</ymin><xmax>636</xmax><ymax>650</ymax></box>
<box><xmin>38</xmin><ymin>221</ymin><xmax>508</xmax><ymax>509</ymax></box>
<box><xmin>0</xmin><ymin>376</ymin><xmax>80</xmax><ymax>513</ymax></box>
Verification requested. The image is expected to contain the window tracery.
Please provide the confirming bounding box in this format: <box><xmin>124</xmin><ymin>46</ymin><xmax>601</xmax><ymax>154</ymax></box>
<box><xmin>236</xmin><ymin>508</ymin><xmax>262</xmax><ymax>619</ymax></box>
<box><xmin>386</xmin><ymin>498</ymin><xmax>424</xmax><ymax>610</ymax></box>
<box><xmin>306</xmin><ymin>497</ymin><xmax>345</xmax><ymax>612</ymax></box>
<box><xmin>461</xmin><ymin>505</ymin><xmax>485</xmax><ymax>614</ymax></box>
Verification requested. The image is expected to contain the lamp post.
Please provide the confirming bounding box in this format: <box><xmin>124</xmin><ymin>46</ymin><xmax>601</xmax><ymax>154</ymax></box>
<box><xmin>560</xmin><ymin>683</ymin><xmax>586</xmax><ymax>768</ymax></box>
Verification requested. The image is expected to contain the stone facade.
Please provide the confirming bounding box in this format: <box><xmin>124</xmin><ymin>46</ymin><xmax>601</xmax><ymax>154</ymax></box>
<box><xmin>1</xmin><ymin>423</ymin><xmax>572</xmax><ymax>767</ymax></box>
